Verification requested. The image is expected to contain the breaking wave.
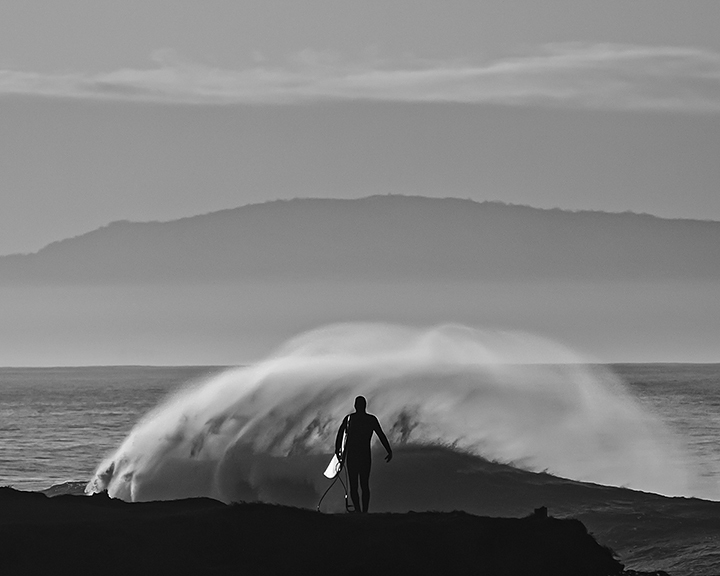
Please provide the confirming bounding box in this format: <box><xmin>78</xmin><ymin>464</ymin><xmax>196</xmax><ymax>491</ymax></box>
<box><xmin>87</xmin><ymin>323</ymin><xmax>693</xmax><ymax>504</ymax></box>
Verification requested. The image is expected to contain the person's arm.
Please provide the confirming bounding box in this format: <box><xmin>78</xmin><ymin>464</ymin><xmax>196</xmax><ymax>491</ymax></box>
<box><xmin>335</xmin><ymin>415</ymin><xmax>348</xmax><ymax>457</ymax></box>
<box><xmin>373</xmin><ymin>416</ymin><xmax>393</xmax><ymax>462</ymax></box>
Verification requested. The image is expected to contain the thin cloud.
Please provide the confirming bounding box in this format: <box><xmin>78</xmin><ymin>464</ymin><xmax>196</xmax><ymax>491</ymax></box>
<box><xmin>1</xmin><ymin>43</ymin><xmax>720</xmax><ymax>111</ymax></box>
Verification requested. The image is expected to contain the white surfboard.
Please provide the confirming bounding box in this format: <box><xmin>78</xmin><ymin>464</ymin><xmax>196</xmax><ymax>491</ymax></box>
<box><xmin>324</xmin><ymin>426</ymin><xmax>347</xmax><ymax>479</ymax></box>
<box><xmin>323</xmin><ymin>454</ymin><xmax>342</xmax><ymax>479</ymax></box>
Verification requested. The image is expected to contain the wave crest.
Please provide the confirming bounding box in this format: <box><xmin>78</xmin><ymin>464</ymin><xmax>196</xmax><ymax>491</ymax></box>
<box><xmin>87</xmin><ymin>323</ymin><xmax>691</xmax><ymax>503</ymax></box>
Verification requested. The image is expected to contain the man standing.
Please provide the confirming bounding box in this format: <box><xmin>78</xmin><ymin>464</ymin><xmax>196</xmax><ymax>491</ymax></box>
<box><xmin>335</xmin><ymin>396</ymin><xmax>393</xmax><ymax>513</ymax></box>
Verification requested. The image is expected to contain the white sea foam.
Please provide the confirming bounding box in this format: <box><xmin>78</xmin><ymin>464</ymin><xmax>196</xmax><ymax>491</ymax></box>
<box><xmin>87</xmin><ymin>323</ymin><xmax>693</xmax><ymax>502</ymax></box>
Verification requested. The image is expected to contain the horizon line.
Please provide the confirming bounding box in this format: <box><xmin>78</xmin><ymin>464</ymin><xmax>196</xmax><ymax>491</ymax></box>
<box><xmin>2</xmin><ymin>361</ymin><xmax>719</xmax><ymax>369</ymax></box>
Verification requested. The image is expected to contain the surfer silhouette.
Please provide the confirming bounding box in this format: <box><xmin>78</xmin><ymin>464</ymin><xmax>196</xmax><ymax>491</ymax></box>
<box><xmin>335</xmin><ymin>396</ymin><xmax>392</xmax><ymax>513</ymax></box>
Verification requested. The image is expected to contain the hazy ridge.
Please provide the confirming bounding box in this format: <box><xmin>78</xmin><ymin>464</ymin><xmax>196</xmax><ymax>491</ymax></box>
<box><xmin>1</xmin><ymin>195</ymin><xmax>719</xmax><ymax>284</ymax></box>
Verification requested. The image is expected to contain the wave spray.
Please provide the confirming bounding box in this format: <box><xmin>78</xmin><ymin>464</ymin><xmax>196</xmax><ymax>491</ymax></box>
<box><xmin>87</xmin><ymin>323</ymin><xmax>692</xmax><ymax>504</ymax></box>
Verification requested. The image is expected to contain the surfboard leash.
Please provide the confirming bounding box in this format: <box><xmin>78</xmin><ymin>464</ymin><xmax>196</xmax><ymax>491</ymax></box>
<box><xmin>316</xmin><ymin>473</ymin><xmax>341</xmax><ymax>512</ymax></box>
<box><xmin>316</xmin><ymin>457</ymin><xmax>354</xmax><ymax>513</ymax></box>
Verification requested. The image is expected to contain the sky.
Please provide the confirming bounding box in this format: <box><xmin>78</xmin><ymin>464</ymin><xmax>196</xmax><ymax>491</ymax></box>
<box><xmin>1</xmin><ymin>2</ymin><xmax>720</xmax><ymax>365</ymax></box>
<box><xmin>1</xmin><ymin>1</ymin><xmax>720</xmax><ymax>255</ymax></box>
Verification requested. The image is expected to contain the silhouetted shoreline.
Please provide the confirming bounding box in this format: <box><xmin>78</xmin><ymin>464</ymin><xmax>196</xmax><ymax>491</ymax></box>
<box><xmin>0</xmin><ymin>487</ymin><xmax>669</xmax><ymax>576</ymax></box>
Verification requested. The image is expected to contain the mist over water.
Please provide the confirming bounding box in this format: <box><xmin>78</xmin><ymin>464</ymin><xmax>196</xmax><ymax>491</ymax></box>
<box><xmin>87</xmin><ymin>323</ymin><xmax>695</xmax><ymax>503</ymax></box>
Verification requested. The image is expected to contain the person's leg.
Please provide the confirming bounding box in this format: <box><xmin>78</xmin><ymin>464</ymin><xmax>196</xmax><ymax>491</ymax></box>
<box><xmin>347</xmin><ymin>460</ymin><xmax>361</xmax><ymax>512</ymax></box>
<box><xmin>359</xmin><ymin>458</ymin><xmax>372</xmax><ymax>513</ymax></box>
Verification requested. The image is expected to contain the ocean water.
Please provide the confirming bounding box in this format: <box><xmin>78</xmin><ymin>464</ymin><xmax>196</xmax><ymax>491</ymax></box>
<box><xmin>0</xmin><ymin>365</ymin><xmax>223</xmax><ymax>491</ymax></box>
<box><xmin>3</xmin><ymin>361</ymin><xmax>718</xmax><ymax>499</ymax></box>
<box><xmin>1</xmin><ymin>325</ymin><xmax>719</xmax><ymax>574</ymax></box>
<box><xmin>612</xmin><ymin>363</ymin><xmax>720</xmax><ymax>494</ymax></box>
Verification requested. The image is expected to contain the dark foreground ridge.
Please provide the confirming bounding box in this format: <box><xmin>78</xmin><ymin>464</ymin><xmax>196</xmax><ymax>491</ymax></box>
<box><xmin>0</xmin><ymin>488</ymin><xmax>666</xmax><ymax>576</ymax></box>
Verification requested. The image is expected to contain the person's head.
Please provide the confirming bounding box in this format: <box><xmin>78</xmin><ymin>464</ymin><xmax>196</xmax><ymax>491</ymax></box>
<box><xmin>354</xmin><ymin>396</ymin><xmax>367</xmax><ymax>413</ymax></box>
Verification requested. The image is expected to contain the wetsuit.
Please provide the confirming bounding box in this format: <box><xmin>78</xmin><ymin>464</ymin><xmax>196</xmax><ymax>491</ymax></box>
<box><xmin>335</xmin><ymin>410</ymin><xmax>391</xmax><ymax>513</ymax></box>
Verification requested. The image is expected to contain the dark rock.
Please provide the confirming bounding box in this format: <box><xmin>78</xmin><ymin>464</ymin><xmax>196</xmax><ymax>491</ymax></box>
<box><xmin>0</xmin><ymin>488</ymin><xmax>629</xmax><ymax>576</ymax></box>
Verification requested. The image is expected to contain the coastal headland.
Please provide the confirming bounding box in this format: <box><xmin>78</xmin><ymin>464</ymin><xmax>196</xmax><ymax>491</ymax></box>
<box><xmin>0</xmin><ymin>487</ymin><xmax>666</xmax><ymax>576</ymax></box>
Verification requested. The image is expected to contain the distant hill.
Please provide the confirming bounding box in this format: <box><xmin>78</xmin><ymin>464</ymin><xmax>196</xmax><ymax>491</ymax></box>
<box><xmin>1</xmin><ymin>195</ymin><xmax>719</xmax><ymax>284</ymax></box>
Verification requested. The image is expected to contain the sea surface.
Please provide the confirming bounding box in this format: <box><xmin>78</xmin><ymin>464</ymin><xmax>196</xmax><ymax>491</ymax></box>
<box><xmin>1</xmin><ymin>363</ymin><xmax>719</xmax><ymax>574</ymax></box>
<box><xmin>0</xmin><ymin>366</ymin><xmax>224</xmax><ymax>491</ymax></box>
